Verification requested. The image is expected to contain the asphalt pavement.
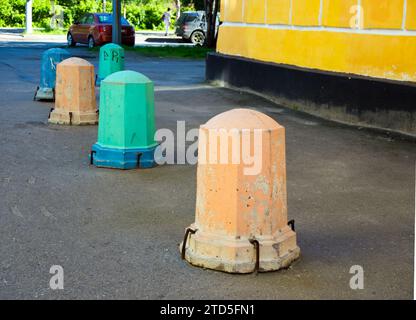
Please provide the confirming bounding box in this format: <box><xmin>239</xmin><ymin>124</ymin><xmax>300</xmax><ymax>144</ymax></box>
<box><xmin>0</xmin><ymin>41</ymin><xmax>414</xmax><ymax>299</ymax></box>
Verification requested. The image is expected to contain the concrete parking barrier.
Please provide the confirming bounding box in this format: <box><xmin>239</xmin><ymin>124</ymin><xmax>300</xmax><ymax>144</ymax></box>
<box><xmin>180</xmin><ymin>108</ymin><xmax>300</xmax><ymax>273</ymax></box>
<box><xmin>34</xmin><ymin>48</ymin><xmax>71</xmax><ymax>101</ymax></box>
<box><xmin>97</xmin><ymin>43</ymin><xmax>125</xmax><ymax>86</ymax></box>
<box><xmin>49</xmin><ymin>57</ymin><xmax>98</xmax><ymax>125</ymax></box>
<box><xmin>90</xmin><ymin>70</ymin><xmax>158</xmax><ymax>169</ymax></box>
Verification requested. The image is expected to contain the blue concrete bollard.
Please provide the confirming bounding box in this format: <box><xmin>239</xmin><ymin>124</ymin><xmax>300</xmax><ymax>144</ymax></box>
<box><xmin>34</xmin><ymin>48</ymin><xmax>71</xmax><ymax>101</ymax></box>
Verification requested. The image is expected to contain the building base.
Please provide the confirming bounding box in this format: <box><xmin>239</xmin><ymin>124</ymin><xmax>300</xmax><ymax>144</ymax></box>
<box><xmin>206</xmin><ymin>52</ymin><xmax>416</xmax><ymax>136</ymax></box>
<box><xmin>48</xmin><ymin>109</ymin><xmax>98</xmax><ymax>125</ymax></box>
<box><xmin>90</xmin><ymin>143</ymin><xmax>158</xmax><ymax>169</ymax></box>
<box><xmin>180</xmin><ymin>224</ymin><xmax>300</xmax><ymax>274</ymax></box>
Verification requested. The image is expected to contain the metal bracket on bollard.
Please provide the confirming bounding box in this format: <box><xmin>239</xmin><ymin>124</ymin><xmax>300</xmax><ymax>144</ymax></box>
<box><xmin>90</xmin><ymin>150</ymin><xmax>96</xmax><ymax>165</ymax></box>
<box><xmin>33</xmin><ymin>86</ymin><xmax>39</xmax><ymax>101</ymax></box>
<box><xmin>181</xmin><ymin>228</ymin><xmax>197</xmax><ymax>260</ymax></box>
<box><xmin>136</xmin><ymin>153</ymin><xmax>143</xmax><ymax>168</ymax></box>
<box><xmin>249</xmin><ymin>239</ymin><xmax>260</xmax><ymax>274</ymax></box>
<box><xmin>288</xmin><ymin>219</ymin><xmax>295</xmax><ymax>231</ymax></box>
<box><xmin>48</xmin><ymin>108</ymin><xmax>54</xmax><ymax>119</ymax></box>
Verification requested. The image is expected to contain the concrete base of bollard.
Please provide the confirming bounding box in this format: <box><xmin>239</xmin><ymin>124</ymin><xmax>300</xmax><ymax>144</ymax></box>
<box><xmin>180</xmin><ymin>224</ymin><xmax>300</xmax><ymax>273</ymax></box>
<box><xmin>48</xmin><ymin>109</ymin><xmax>98</xmax><ymax>125</ymax></box>
<box><xmin>35</xmin><ymin>87</ymin><xmax>54</xmax><ymax>101</ymax></box>
<box><xmin>90</xmin><ymin>143</ymin><xmax>159</xmax><ymax>169</ymax></box>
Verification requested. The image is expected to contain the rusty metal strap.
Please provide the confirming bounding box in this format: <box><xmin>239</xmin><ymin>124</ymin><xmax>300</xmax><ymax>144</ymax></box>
<box><xmin>33</xmin><ymin>86</ymin><xmax>39</xmax><ymax>101</ymax></box>
<box><xmin>48</xmin><ymin>108</ymin><xmax>54</xmax><ymax>119</ymax></box>
<box><xmin>249</xmin><ymin>239</ymin><xmax>260</xmax><ymax>274</ymax></box>
<box><xmin>90</xmin><ymin>150</ymin><xmax>96</xmax><ymax>165</ymax></box>
<box><xmin>181</xmin><ymin>228</ymin><xmax>197</xmax><ymax>260</ymax></box>
<box><xmin>288</xmin><ymin>219</ymin><xmax>295</xmax><ymax>231</ymax></box>
<box><xmin>137</xmin><ymin>153</ymin><xmax>143</xmax><ymax>168</ymax></box>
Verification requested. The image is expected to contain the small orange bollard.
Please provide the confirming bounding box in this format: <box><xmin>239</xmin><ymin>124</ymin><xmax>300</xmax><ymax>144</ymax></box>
<box><xmin>49</xmin><ymin>57</ymin><xmax>98</xmax><ymax>125</ymax></box>
<box><xmin>181</xmin><ymin>108</ymin><xmax>300</xmax><ymax>273</ymax></box>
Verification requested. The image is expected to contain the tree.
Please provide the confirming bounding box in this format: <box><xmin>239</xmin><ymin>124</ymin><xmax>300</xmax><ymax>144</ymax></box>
<box><xmin>25</xmin><ymin>0</ymin><xmax>33</xmax><ymax>33</ymax></box>
<box><xmin>204</xmin><ymin>0</ymin><xmax>219</xmax><ymax>48</ymax></box>
<box><xmin>174</xmin><ymin>0</ymin><xmax>180</xmax><ymax>20</ymax></box>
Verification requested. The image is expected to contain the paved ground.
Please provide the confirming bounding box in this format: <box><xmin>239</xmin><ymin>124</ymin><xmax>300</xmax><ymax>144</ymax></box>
<box><xmin>0</xmin><ymin>42</ymin><xmax>415</xmax><ymax>299</ymax></box>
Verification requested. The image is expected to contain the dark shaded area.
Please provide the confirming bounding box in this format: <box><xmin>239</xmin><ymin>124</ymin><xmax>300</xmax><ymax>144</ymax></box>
<box><xmin>206</xmin><ymin>53</ymin><xmax>416</xmax><ymax>135</ymax></box>
<box><xmin>144</xmin><ymin>37</ymin><xmax>187</xmax><ymax>43</ymax></box>
<box><xmin>0</xmin><ymin>28</ymin><xmax>24</xmax><ymax>34</ymax></box>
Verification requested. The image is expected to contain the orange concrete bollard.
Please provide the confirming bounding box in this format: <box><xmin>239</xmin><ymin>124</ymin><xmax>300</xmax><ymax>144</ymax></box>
<box><xmin>180</xmin><ymin>108</ymin><xmax>300</xmax><ymax>273</ymax></box>
<box><xmin>49</xmin><ymin>57</ymin><xmax>98</xmax><ymax>125</ymax></box>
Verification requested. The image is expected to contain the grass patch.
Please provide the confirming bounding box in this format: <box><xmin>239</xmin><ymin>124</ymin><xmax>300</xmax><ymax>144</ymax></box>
<box><xmin>88</xmin><ymin>46</ymin><xmax>100</xmax><ymax>52</ymax></box>
<box><xmin>131</xmin><ymin>46</ymin><xmax>213</xmax><ymax>59</ymax></box>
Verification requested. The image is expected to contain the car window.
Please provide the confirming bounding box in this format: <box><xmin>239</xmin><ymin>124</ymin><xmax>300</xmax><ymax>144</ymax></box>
<box><xmin>97</xmin><ymin>14</ymin><xmax>129</xmax><ymax>25</ymax></box>
<box><xmin>79</xmin><ymin>15</ymin><xmax>88</xmax><ymax>24</ymax></box>
<box><xmin>185</xmin><ymin>14</ymin><xmax>198</xmax><ymax>22</ymax></box>
<box><xmin>176</xmin><ymin>15</ymin><xmax>186</xmax><ymax>24</ymax></box>
<box><xmin>177</xmin><ymin>13</ymin><xmax>198</xmax><ymax>24</ymax></box>
<box><xmin>98</xmin><ymin>14</ymin><xmax>111</xmax><ymax>23</ymax></box>
<box><xmin>86</xmin><ymin>15</ymin><xmax>94</xmax><ymax>25</ymax></box>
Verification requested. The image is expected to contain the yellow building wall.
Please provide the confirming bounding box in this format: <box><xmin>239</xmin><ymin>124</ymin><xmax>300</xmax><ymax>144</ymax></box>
<box><xmin>218</xmin><ymin>0</ymin><xmax>415</xmax><ymax>82</ymax></box>
<box><xmin>361</xmin><ymin>0</ymin><xmax>404</xmax><ymax>29</ymax></box>
<box><xmin>218</xmin><ymin>26</ymin><xmax>416</xmax><ymax>82</ymax></box>
<box><xmin>292</xmin><ymin>0</ymin><xmax>321</xmax><ymax>26</ymax></box>
<box><xmin>221</xmin><ymin>0</ymin><xmax>243</xmax><ymax>22</ymax></box>
<box><xmin>266</xmin><ymin>0</ymin><xmax>291</xmax><ymax>24</ymax></box>
<box><xmin>322</xmin><ymin>0</ymin><xmax>358</xmax><ymax>28</ymax></box>
<box><xmin>244</xmin><ymin>0</ymin><xmax>266</xmax><ymax>23</ymax></box>
<box><xmin>406</xmin><ymin>0</ymin><xmax>416</xmax><ymax>30</ymax></box>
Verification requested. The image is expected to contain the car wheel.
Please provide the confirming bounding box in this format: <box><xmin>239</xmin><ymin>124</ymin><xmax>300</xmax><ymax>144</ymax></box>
<box><xmin>88</xmin><ymin>36</ymin><xmax>95</xmax><ymax>49</ymax></box>
<box><xmin>67</xmin><ymin>33</ymin><xmax>76</xmax><ymax>47</ymax></box>
<box><xmin>190</xmin><ymin>30</ymin><xmax>205</xmax><ymax>46</ymax></box>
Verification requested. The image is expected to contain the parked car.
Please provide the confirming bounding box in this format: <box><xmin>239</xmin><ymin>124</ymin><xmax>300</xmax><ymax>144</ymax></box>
<box><xmin>175</xmin><ymin>11</ymin><xmax>219</xmax><ymax>46</ymax></box>
<box><xmin>67</xmin><ymin>13</ymin><xmax>135</xmax><ymax>48</ymax></box>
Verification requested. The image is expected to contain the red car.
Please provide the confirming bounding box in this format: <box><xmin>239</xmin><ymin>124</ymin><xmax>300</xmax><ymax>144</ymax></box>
<box><xmin>67</xmin><ymin>13</ymin><xmax>135</xmax><ymax>48</ymax></box>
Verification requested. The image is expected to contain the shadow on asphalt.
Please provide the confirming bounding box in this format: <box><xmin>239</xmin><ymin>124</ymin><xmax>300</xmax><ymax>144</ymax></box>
<box><xmin>145</xmin><ymin>37</ymin><xmax>188</xmax><ymax>44</ymax></box>
<box><xmin>0</xmin><ymin>28</ymin><xmax>24</xmax><ymax>34</ymax></box>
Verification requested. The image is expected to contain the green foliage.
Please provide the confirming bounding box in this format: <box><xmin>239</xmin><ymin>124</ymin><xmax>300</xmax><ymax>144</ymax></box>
<box><xmin>0</xmin><ymin>0</ymin><xmax>53</xmax><ymax>28</ymax></box>
<box><xmin>0</xmin><ymin>0</ymin><xmax>210</xmax><ymax>30</ymax></box>
<box><xmin>187</xmin><ymin>0</ymin><xmax>204</xmax><ymax>10</ymax></box>
<box><xmin>0</xmin><ymin>0</ymin><xmax>25</xmax><ymax>27</ymax></box>
<box><xmin>56</xmin><ymin>0</ymin><xmax>99</xmax><ymax>27</ymax></box>
<box><xmin>125</xmin><ymin>1</ymin><xmax>167</xmax><ymax>31</ymax></box>
<box><xmin>33</xmin><ymin>0</ymin><xmax>53</xmax><ymax>28</ymax></box>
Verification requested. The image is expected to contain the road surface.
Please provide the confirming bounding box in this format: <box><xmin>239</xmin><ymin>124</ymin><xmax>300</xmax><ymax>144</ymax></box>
<box><xmin>0</xmin><ymin>41</ymin><xmax>414</xmax><ymax>299</ymax></box>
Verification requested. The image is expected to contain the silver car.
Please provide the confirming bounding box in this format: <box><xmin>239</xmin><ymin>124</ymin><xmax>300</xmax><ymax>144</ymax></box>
<box><xmin>175</xmin><ymin>11</ymin><xmax>219</xmax><ymax>46</ymax></box>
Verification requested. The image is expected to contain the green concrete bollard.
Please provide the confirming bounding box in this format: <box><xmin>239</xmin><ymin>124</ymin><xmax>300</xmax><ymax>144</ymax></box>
<box><xmin>90</xmin><ymin>70</ymin><xmax>158</xmax><ymax>169</ymax></box>
<box><xmin>96</xmin><ymin>43</ymin><xmax>125</xmax><ymax>86</ymax></box>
